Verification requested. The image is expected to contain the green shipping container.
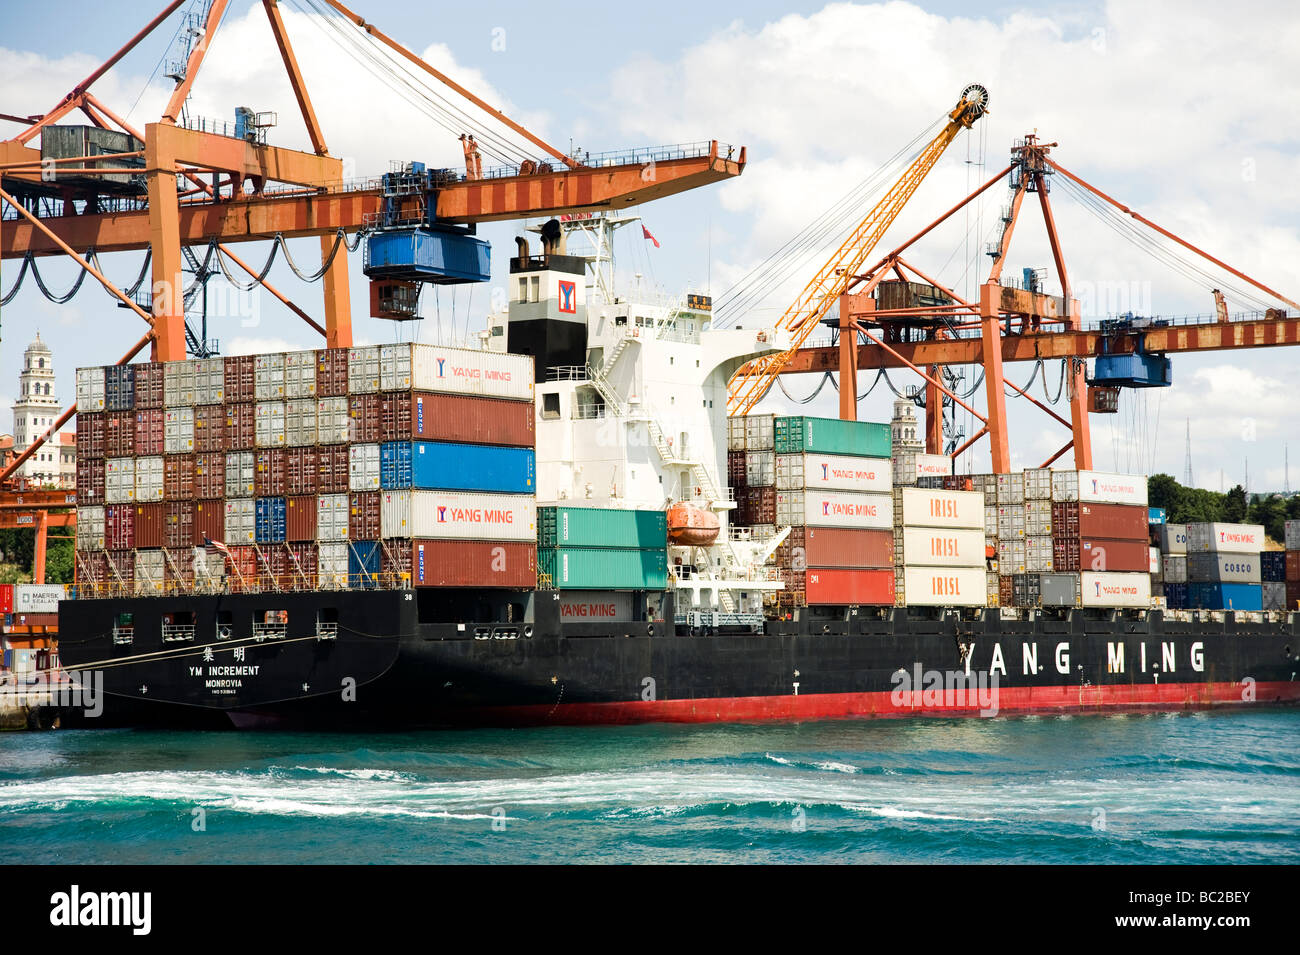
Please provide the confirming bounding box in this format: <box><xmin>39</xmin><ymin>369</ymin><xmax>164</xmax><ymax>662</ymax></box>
<box><xmin>539</xmin><ymin>547</ymin><xmax>669</xmax><ymax>590</ymax></box>
<box><xmin>774</xmin><ymin>416</ymin><xmax>891</xmax><ymax>457</ymax></box>
<box><xmin>537</xmin><ymin>506</ymin><xmax>667</xmax><ymax>548</ymax></box>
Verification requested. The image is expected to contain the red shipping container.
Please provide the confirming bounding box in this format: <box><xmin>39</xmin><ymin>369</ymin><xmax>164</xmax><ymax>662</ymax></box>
<box><xmin>224</xmin><ymin>402</ymin><xmax>256</xmax><ymax>451</ymax></box>
<box><xmin>133</xmin><ymin>503</ymin><xmax>165</xmax><ymax>548</ymax></box>
<box><xmin>164</xmin><ymin>454</ymin><xmax>195</xmax><ymax>500</ymax></box>
<box><xmin>76</xmin><ymin>459</ymin><xmax>105</xmax><ymax>505</ymax></box>
<box><xmin>1052</xmin><ymin>537</ymin><xmax>1081</xmax><ymax>572</ymax></box>
<box><xmin>104</xmin><ymin>413</ymin><xmax>134</xmax><ymax>458</ymax></box>
<box><xmin>224</xmin><ymin>355</ymin><xmax>255</xmax><ymax>404</ymax></box>
<box><xmin>316</xmin><ymin>348</ymin><xmax>349</xmax><ymax>397</ymax></box>
<box><xmin>794</xmin><ymin>567</ymin><xmax>894</xmax><ymax>605</ymax></box>
<box><xmin>257</xmin><ymin>546</ymin><xmax>289</xmax><ymax>591</ymax></box>
<box><xmin>226</xmin><ymin>546</ymin><xmax>257</xmax><ymax>593</ymax></box>
<box><xmin>104</xmin><ymin>550</ymin><xmax>134</xmax><ymax>595</ymax></box>
<box><xmin>134</xmin><ymin>408</ymin><xmax>165</xmax><ymax>456</ymax></box>
<box><xmin>1286</xmin><ymin>580</ymin><xmax>1300</xmax><ymax>610</ymax></box>
<box><xmin>134</xmin><ymin>362</ymin><xmax>164</xmax><ymax>409</ymax></box>
<box><xmin>1076</xmin><ymin>503</ymin><xmax>1147</xmax><ymax>540</ymax></box>
<box><xmin>194</xmin><ymin>403</ymin><xmax>225</xmax><ymax>452</ymax></box>
<box><xmin>1079</xmin><ymin>538</ymin><xmax>1149</xmax><ymax>573</ymax></box>
<box><xmin>286</xmin><ymin>495</ymin><xmax>318</xmax><ymax>542</ymax></box>
<box><xmin>780</xmin><ymin>527</ymin><xmax>892</xmax><ymax>569</ymax></box>
<box><xmin>385</xmin><ymin>539</ymin><xmax>538</xmax><ymax>588</ymax></box>
<box><xmin>255</xmin><ymin>449</ymin><xmax>287</xmax><ymax>497</ymax></box>
<box><xmin>379</xmin><ymin>392</ymin><xmax>535</xmax><ymax>447</ymax></box>
<box><xmin>105</xmin><ymin>504</ymin><xmax>135</xmax><ymax>549</ymax></box>
<box><xmin>163</xmin><ymin>547</ymin><xmax>195</xmax><ymax>593</ymax></box>
<box><xmin>194</xmin><ymin>500</ymin><xmax>224</xmax><ymax>546</ymax></box>
<box><xmin>317</xmin><ymin>445</ymin><xmax>350</xmax><ymax>494</ymax></box>
<box><xmin>77</xmin><ymin>413</ymin><xmax>105</xmax><ymax>460</ymax></box>
<box><xmin>164</xmin><ymin>501</ymin><xmax>195</xmax><ymax>549</ymax></box>
<box><xmin>0</xmin><ymin>584</ymin><xmax>12</xmax><ymax>614</ymax></box>
<box><xmin>1051</xmin><ymin>502</ymin><xmax>1080</xmax><ymax>540</ymax></box>
<box><xmin>727</xmin><ymin>450</ymin><xmax>747</xmax><ymax>488</ymax></box>
<box><xmin>739</xmin><ymin>485</ymin><xmax>776</xmax><ymax>525</ymax></box>
<box><xmin>286</xmin><ymin>447</ymin><xmax>319</xmax><ymax>495</ymax></box>
<box><xmin>349</xmin><ymin>491</ymin><xmax>381</xmax><ymax>540</ymax></box>
<box><xmin>1286</xmin><ymin>551</ymin><xmax>1300</xmax><ymax>582</ymax></box>
<box><xmin>286</xmin><ymin>542</ymin><xmax>318</xmax><ymax>590</ymax></box>
<box><xmin>348</xmin><ymin>393</ymin><xmax>382</xmax><ymax>443</ymax></box>
<box><xmin>194</xmin><ymin>452</ymin><xmax>225</xmax><ymax>499</ymax></box>
<box><xmin>999</xmin><ymin>575</ymin><xmax>1015</xmax><ymax>607</ymax></box>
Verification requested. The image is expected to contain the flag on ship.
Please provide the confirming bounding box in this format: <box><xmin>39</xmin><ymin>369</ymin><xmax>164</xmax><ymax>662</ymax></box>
<box><xmin>642</xmin><ymin>225</ymin><xmax>660</xmax><ymax>248</ymax></box>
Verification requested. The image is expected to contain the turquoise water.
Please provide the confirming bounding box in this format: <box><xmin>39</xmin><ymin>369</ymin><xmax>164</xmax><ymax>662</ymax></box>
<box><xmin>2</xmin><ymin>710</ymin><xmax>1297</xmax><ymax>864</ymax></box>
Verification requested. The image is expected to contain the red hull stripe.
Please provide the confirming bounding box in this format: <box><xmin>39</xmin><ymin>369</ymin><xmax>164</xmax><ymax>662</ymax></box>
<box><xmin>462</xmin><ymin>680</ymin><xmax>1300</xmax><ymax>726</ymax></box>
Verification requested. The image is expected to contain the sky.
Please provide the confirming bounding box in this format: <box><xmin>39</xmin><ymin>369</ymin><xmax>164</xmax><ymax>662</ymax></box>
<box><xmin>1</xmin><ymin>0</ymin><xmax>1298</xmax><ymax>490</ymax></box>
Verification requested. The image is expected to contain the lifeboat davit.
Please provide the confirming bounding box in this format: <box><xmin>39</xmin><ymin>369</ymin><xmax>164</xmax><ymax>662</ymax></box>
<box><xmin>666</xmin><ymin>502</ymin><xmax>720</xmax><ymax>546</ymax></box>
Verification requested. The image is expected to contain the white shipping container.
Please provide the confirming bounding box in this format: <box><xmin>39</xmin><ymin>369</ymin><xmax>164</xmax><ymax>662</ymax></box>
<box><xmin>105</xmin><ymin>457</ymin><xmax>135</xmax><ymax>503</ymax></box>
<box><xmin>380</xmin><ymin>343</ymin><xmax>413</xmax><ymax>391</ymax></box>
<box><xmin>892</xmin><ymin>451</ymin><xmax>951</xmax><ymax>485</ymax></box>
<box><xmin>1023</xmin><ymin>468</ymin><xmax>1053</xmax><ymax>500</ymax></box>
<box><xmin>745</xmin><ymin>451</ymin><xmax>775</xmax><ymax>487</ymax></box>
<box><xmin>193</xmin><ymin>357</ymin><xmax>225</xmax><ymax>405</ymax></box>
<box><xmin>191</xmin><ymin>548</ymin><xmax>227</xmax><ymax>592</ymax></box>
<box><xmin>163</xmin><ymin>360</ymin><xmax>196</xmax><ymax>407</ymax></box>
<box><xmin>984</xmin><ymin>505</ymin><xmax>998</xmax><ymax>537</ymax></box>
<box><xmin>255</xmin><ymin>401</ymin><xmax>286</xmax><ymax>448</ymax></box>
<box><xmin>1159</xmin><ymin>523</ymin><xmax>1188</xmax><ymax>554</ymax></box>
<box><xmin>776</xmin><ymin>489</ymin><xmax>892</xmax><ymax>530</ymax></box>
<box><xmin>135</xmin><ymin>456</ymin><xmax>164</xmax><ymax>502</ymax></box>
<box><xmin>898</xmin><ymin>527</ymin><xmax>985</xmax><ymax>567</ymax></box>
<box><xmin>411</xmin><ymin>343</ymin><xmax>534</xmax><ymax>401</ymax></box>
<box><xmin>318</xmin><ymin>542</ymin><xmax>349</xmax><ymax>588</ymax></box>
<box><xmin>285</xmin><ymin>398</ymin><xmax>318</xmax><ymax>447</ymax></box>
<box><xmin>380</xmin><ymin>490</ymin><xmax>537</xmax><ymax>540</ymax></box>
<box><xmin>76</xmin><ymin>367</ymin><xmax>105</xmax><ymax>413</ymax></box>
<box><xmin>1186</xmin><ymin>522</ymin><xmax>1266</xmax><ymax>554</ymax></box>
<box><xmin>317</xmin><ymin>493</ymin><xmax>350</xmax><ymax>540</ymax></box>
<box><xmin>283</xmin><ymin>350</ymin><xmax>318</xmax><ymax>399</ymax></box>
<box><xmin>1163</xmin><ymin>555</ymin><xmax>1188</xmax><ymax>583</ymax></box>
<box><xmin>1081</xmin><ymin>571</ymin><xmax>1152</xmax><ymax>608</ymax></box>
<box><xmin>995</xmin><ymin>472</ymin><xmax>1024</xmax><ymax>504</ymax></box>
<box><xmin>744</xmin><ymin>414</ymin><xmax>774</xmax><ymax>451</ymax></box>
<box><xmin>349</xmin><ymin>444</ymin><xmax>381</xmax><ymax>491</ymax></box>
<box><xmin>135</xmin><ymin>550</ymin><xmax>165</xmax><ymax>596</ymax></box>
<box><xmin>14</xmin><ymin>583</ymin><xmax>66</xmax><ymax>613</ymax></box>
<box><xmin>778</xmin><ymin>453</ymin><xmax>892</xmax><ymax>493</ymax></box>
<box><xmin>224</xmin><ymin>498</ymin><xmax>255</xmax><ymax>544</ymax></box>
<box><xmin>348</xmin><ymin>345</ymin><xmax>381</xmax><ymax>394</ymax></box>
<box><xmin>1025</xmin><ymin>535</ymin><xmax>1054</xmax><ymax>573</ymax></box>
<box><xmin>895</xmin><ymin>488</ymin><xmax>983</xmax><ymax>530</ymax></box>
<box><xmin>1263</xmin><ymin>581</ymin><xmax>1286</xmax><ymax>611</ymax></box>
<box><xmin>164</xmin><ymin>407</ymin><xmax>194</xmax><ymax>454</ymax></box>
<box><xmin>1286</xmin><ymin>520</ymin><xmax>1300</xmax><ymax>551</ymax></box>
<box><xmin>76</xmin><ymin>505</ymin><xmax>106</xmax><ymax>551</ymax></box>
<box><xmin>998</xmin><ymin>538</ymin><xmax>1027</xmax><ymax>575</ymax></box>
<box><xmin>1024</xmin><ymin>499</ymin><xmax>1053</xmax><ymax>536</ymax></box>
<box><xmin>317</xmin><ymin>396</ymin><xmax>350</xmax><ymax>445</ymax></box>
<box><xmin>1149</xmin><ymin>546</ymin><xmax>1161</xmax><ymax>575</ymax></box>
<box><xmin>255</xmin><ymin>353</ymin><xmax>286</xmax><ymax>400</ymax></box>
<box><xmin>225</xmin><ymin>451</ymin><xmax>255</xmax><ymax>498</ymax></box>
<box><xmin>727</xmin><ymin>416</ymin><xmax>746</xmax><ymax>452</ymax></box>
<box><xmin>896</xmin><ymin>566</ymin><xmax>987</xmax><ymax>607</ymax></box>
<box><xmin>1052</xmin><ymin>469</ymin><xmax>1149</xmax><ymax>506</ymax></box>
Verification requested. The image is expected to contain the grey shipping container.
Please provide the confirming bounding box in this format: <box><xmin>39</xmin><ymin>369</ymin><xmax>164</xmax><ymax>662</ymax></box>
<box><xmin>1039</xmin><ymin>572</ymin><xmax>1082</xmax><ymax>607</ymax></box>
<box><xmin>1186</xmin><ymin>552</ymin><xmax>1261</xmax><ymax>584</ymax></box>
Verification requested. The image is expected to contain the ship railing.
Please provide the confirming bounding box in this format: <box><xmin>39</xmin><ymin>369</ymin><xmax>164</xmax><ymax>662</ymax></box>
<box><xmin>547</xmin><ymin>365</ymin><xmax>589</xmax><ymax>381</ymax></box>
<box><xmin>160</xmin><ymin>623</ymin><xmax>195</xmax><ymax>643</ymax></box>
<box><xmin>251</xmin><ymin>622</ymin><xmax>287</xmax><ymax>642</ymax></box>
<box><xmin>314</xmin><ymin>622</ymin><xmax>339</xmax><ymax>642</ymax></box>
<box><xmin>111</xmin><ymin>624</ymin><xmax>134</xmax><ymax>646</ymax></box>
<box><xmin>572</xmin><ymin>404</ymin><xmax>606</xmax><ymax>420</ymax></box>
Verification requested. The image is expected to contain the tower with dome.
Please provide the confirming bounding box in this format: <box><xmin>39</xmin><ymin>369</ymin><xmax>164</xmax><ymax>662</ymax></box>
<box><xmin>11</xmin><ymin>333</ymin><xmax>75</xmax><ymax>487</ymax></box>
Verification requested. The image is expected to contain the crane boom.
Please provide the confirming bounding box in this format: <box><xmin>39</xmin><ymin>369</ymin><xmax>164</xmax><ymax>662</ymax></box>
<box><xmin>726</xmin><ymin>84</ymin><xmax>989</xmax><ymax>416</ymax></box>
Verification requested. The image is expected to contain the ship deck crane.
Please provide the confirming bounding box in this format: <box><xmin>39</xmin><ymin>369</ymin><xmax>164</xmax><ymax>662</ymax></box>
<box><xmin>726</xmin><ymin>83</ymin><xmax>989</xmax><ymax>417</ymax></box>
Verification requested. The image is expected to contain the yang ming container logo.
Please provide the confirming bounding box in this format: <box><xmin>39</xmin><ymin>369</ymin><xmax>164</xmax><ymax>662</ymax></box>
<box><xmin>436</xmin><ymin>358</ymin><xmax>446</xmax><ymax>378</ymax></box>
<box><xmin>1094</xmin><ymin>580</ymin><xmax>1102</xmax><ymax>597</ymax></box>
<box><xmin>558</xmin><ymin>280</ymin><xmax>576</xmax><ymax>314</ymax></box>
<box><xmin>1091</xmin><ymin>478</ymin><xmax>1099</xmax><ymax>495</ymax></box>
<box><xmin>822</xmin><ymin>501</ymin><xmax>830</xmax><ymax>516</ymax></box>
<box><xmin>821</xmin><ymin>463</ymin><xmax>829</xmax><ymax>481</ymax></box>
<box><xmin>437</xmin><ymin>506</ymin><xmax>447</xmax><ymax>522</ymax></box>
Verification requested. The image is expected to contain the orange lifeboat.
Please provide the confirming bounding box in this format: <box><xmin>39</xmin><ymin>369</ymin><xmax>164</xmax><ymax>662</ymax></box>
<box><xmin>666</xmin><ymin>502</ymin><xmax>720</xmax><ymax>546</ymax></box>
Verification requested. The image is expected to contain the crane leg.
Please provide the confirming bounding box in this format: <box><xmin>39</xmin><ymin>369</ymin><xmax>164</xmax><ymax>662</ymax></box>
<box><xmin>980</xmin><ymin>283</ymin><xmax>1011</xmax><ymax>473</ymax></box>
<box><xmin>34</xmin><ymin>509</ymin><xmax>48</xmax><ymax>585</ymax></box>
<box><xmin>321</xmin><ymin>233</ymin><xmax>352</xmax><ymax>349</ymax></box>
<box><xmin>925</xmin><ymin>367</ymin><xmax>942</xmax><ymax>453</ymax></box>
<box><xmin>145</xmin><ymin>129</ymin><xmax>186</xmax><ymax>362</ymax></box>
<box><xmin>838</xmin><ymin>303</ymin><xmax>857</xmax><ymax>420</ymax></box>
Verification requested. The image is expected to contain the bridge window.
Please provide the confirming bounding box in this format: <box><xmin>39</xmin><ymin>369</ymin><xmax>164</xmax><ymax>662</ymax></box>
<box><xmin>541</xmin><ymin>393</ymin><xmax>561</xmax><ymax>420</ymax></box>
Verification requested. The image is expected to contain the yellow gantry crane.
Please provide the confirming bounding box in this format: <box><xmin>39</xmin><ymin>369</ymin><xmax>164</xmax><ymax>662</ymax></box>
<box><xmin>726</xmin><ymin>84</ymin><xmax>989</xmax><ymax>416</ymax></box>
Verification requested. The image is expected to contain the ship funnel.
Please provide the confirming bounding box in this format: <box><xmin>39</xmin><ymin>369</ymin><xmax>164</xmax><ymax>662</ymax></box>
<box><xmin>540</xmin><ymin>218</ymin><xmax>567</xmax><ymax>256</ymax></box>
<box><xmin>516</xmin><ymin>235</ymin><xmax>530</xmax><ymax>259</ymax></box>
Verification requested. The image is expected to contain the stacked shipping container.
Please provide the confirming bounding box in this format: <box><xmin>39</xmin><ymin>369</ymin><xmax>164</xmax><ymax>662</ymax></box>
<box><xmin>892</xmin><ymin>487</ymin><xmax>986</xmax><ymax>606</ymax></box>
<box><xmin>1183</xmin><ymin>522</ymin><xmax>1265</xmax><ymax>611</ymax></box>
<box><xmin>537</xmin><ymin>507</ymin><xmax>668</xmax><ymax>590</ymax></box>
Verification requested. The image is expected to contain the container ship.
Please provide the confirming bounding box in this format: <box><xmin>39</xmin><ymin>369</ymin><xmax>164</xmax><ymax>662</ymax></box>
<box><xmin>52</xmin><ymin>214</ymin><xmax>1300</xmax><ymax>728</ymax></box>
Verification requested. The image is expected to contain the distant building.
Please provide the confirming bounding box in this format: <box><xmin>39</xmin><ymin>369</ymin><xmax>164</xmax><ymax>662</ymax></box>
<box><xmin>890</xmin><ymin>397</ymin><xmax>924</xmax><ymax>453</ymax></box>
<box><xmin>11</xmin><ymin>334</ymin><xmax>74</xmax><ymax>488</ymax></box>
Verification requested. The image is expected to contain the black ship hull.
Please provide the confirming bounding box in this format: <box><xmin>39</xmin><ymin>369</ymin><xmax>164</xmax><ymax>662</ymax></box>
<box><xmin>55</xmin><ymin>589</ymin><xmax>1300</xmax><ymax>729</ymax></box>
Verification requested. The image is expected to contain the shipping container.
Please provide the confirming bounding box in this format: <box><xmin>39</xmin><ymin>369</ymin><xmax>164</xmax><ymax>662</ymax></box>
<box><xmin>191</xmin><ymin>547</ymin><xmax>227</xmax><ymax>593</ymax></box>
<box><xmin>1286</xmin><ymin>521</ymin><xmax>1300</xmax><ymax>551</ymax></box>
<box><xmin>192</xmin><ymin>357</ymin><xmax>224</xmax><ymax>405</ymax></box>
<box><xmin>164</xmin><ymin>546</ymin><xmax>195</xmax><ymax>593</ymax></box>
<box><xmin>1262</xmin><ymin>580</ymin><xmax>1286</xmax><ymax>610</ymax></box>
<box><xmin>348</xmin><ymin>393</ymin><xmax>382</xmax><ymax>443</ymax></box>
<box><xmin>894</xmin><ymin>487</ymin><xmax>984</xmax><ymax>529</ymax></box>
<box><xmin>317</xmin><ymin>396</ymin><xmax>350</xmax><ymax>445</ymax></box>
<box><xmin>1186</xmin><ymin>552</ymin><xmax>1262</xmax><ymax>583</ymax></box>
<box><xmin>1079</xmin><ymin>538</ymin><xmax>1152</xmax><ymax>573</ymax></box>
<box><xmin>410</xmin><ymin>343</ymin><xmax>534</xmax><ymax>401</ymax></box>
<box><xmin>105</xmin><ymin>504</ymin><xmax>134</xmax><ymax>549</ymax></box>
<box><xmin>1158</xmin><ymin>523</ymin><xmax>1188</xmax><ymax>554</ymax></box>
<box><xmin>77</xmin><ymin>412</ymin><xmax>105</xmax><ymax>460</ymax></box>
<box><xmin>984</xmin><ymin>504</ymin><xmax>998</xmax><ymax>537</ymax></box>
<box><xmin>164</xmin><ymin>453</ymin><xmax>195</xmax><ymax>500</ymax></box>
<box><xmin>163</xmin><ymin>406</ymin><xmax>194</xmax><ymax>454</ymax></box>
<box><xmin>162</xmin><ymin>361</ymin><xmax>195</xmax><ymax>407</ymax></box>
<box><xmin>1080</xmin><ymin>571</ymin><xmax>1151</xmax><ymax>608</ymax></box>
<box><xmin>348</xmin><ymin>345</ymin><xmax>381</xmax><ymax>394</ymax></box>
<box><xmin>1187</xmin><ymin>582</ymin><xmax>1263</xmax><ymax>612</ymax></box>
<box><xmin>777</xmin><ymin>489</ymin><xmax>892</xmax><ymax>530</ymax></box>
<box><xmin>224</xmin><ymin>498</ymin><xmax>256</xmax><ymax>544</ymax></box>
<box><xmin>779</xmin><ymin>567</ymin><xmax>893</xmax><ymax>606</ymax></box>
<box><xmin>285</xmin><ymin>447</ymin><xmax>319</xmax><ymax>496</ymax></box>
<box><xmin>316</xmin><ymin>348</ymin><xmax>349</xmax><ymax>397</ymax></box>
<box><xmin>319</xmin><ymin>542</ymin><xmax>348</xmax><ymax>588</ymax></box>
<box><xmin>379</xmin><ymin>343</ymin><xmax>413</xmax><ymax>392</ymax></box>
<box><xmin>736</xmin><ymin>485</ymin><xmax>776</xmax><ymax>525</ymax></box>
<box><xmin>727</xmin><ymin>416</ymin><xmax>746</xmax><ymax>452</ymax></box>
<box><xmin>164</xmin><ymin>501</ymin><xmax>194</xmax><ymax>549</ymax></box>
<box><xmin>995</xmin><ymin>472</ymin><xmax>1025</xmax><ymax>505</ymax></box>
<box><xmin>1148</xmin><ymin>506</ymin><xmax>1167</xmax><ymax>525</ymax></box>
<box><xmin>379</xmin><ymin>441</ymin><xmax>536</xmax><ymax>494</ymax></box>
<box><xmin>1022</xmin><ymin>468</ymin><xmax>1053</xmax><ymax>500</ymax></box>
<box><xmin>255</xmin><ymin>401</ymin><xmax>286</xmax><ymax>448</ymax></box>
<box><xmin>133</xmin><ymin>502</ymin><xmax>164</xmax><ymax>548</ymax></box>
<box><xmin>1051</xmin><ymin>469</ymin><xmax>1149</xmax><ymax>506</ymax></box>
<box><xmin>255</xmin><ymin>449</ymin><xmax>287</xmax><ymax>498</ymax></box>
<box><xmin>1260</xmin><ymin>551</ymin><xmax>1286</xmax><ymax>582</ymax></box>
<box><xmin>1052</xmin><ymin>536</ymin><xmax>1080</xmax><ymax>573</ymax></box>
<box><xmin>891</xmin><ymin>451</ymin><xmax>951</xmax><ymax>486</ymax></box>
<box><xmin>255</xmin><ymin>353</ymin><xmax>285</xmax><ymax>401</ymax></box>
<box><xmin>1288</xmin><ymin>551</ymin><xmax>1300</xmax><ymax>583</ymax></box>
<box><xmin>897</xmin><ymin>526</ymin><xmax>985</xmax><ymax>567</ymax></box>
<box><xmin>76</xmin><ymin>459</ymin><xmax>105</xmax><ymax>504</ymax></box>
<box><xmin>744</xmin><ymin>414</ymin><xmax>774</xmax><ymax>451</ymax></box>
<box><xmin>134</xmin><ymin>362</ymin><xmax>164</xmax><ymax>409</ymax></box>
<box><xmin>0</xmin><ymin>584</ymin><xmax>13</xmax><ymax>614</ymax></box>
<box><xmin>1186</xmin><ymin>523</ymin><xmax>1266</xmax><ymax>554</ymax></box>
<box><xmin>192</xmin><ymin>452</ymin><xmax>223</xmax><ymax>500</ymax></box>
<box><xmin>224</xmin><ymin>355</ymin><xmax>255</xmax><ymax>404</ymax></box>
<box><xmin>1025</xmin><ymin>535</ymin><xmax>1054</xmax><ymax>573</ymax></box>
<box><xmin>727</xmin><ymin>450</ymin><xmax>747</xmax><ymax>488</ymax></box>
<box><xmin>349</xmin><ymin>443</ymin><xmax>381</xmax><ymax>492</ymax></box>
<box><xmin>381</xmin><ymin>490</ymin><xmax>537</xmax><ymax>541</ymax></box>
<box><xmin>1053</xmin><ymin>502</ymin><xmax>1148</xmax><ymax>541</ymax></box>
<box><xmin>1149</xmin><ymin>546</ymin><xmax>1161</xmax><ymax>575</ymax></box>
<box><xmin>318</xmin><ymin>493</ymin><xmax>350</xmax><ymax>540</ymax></box>
<box><xmin>14</xmin><ymin>584</ymin><xmax>66</xmax><ymax>614</ymax></box>
<box><xmin>104</xmin><ymin>413</ymin><xmax>134</xmax><ymax>457</ymax></box>
<box><xmin>224</xmin><ymin>402</ymin><xmax>256</xmax><ymax>450</ymax></box>
<box><xmin>135</xmin><ymin>456</ymin><xmax>163</xmax><ymax>502</ymax></box>
<box><xmin>1040</xmin><ymin>572</ymin><xmax>1082</xmax><ymax>607</ymax></box>
<box><xmin>776</xmin><ymin>453</ymin><xmax>891</xmax><ymax>493</ymax></box>
<box><xmin>773</xmin><ymin>416</ymin><xmax>891</xmax><ymax>457</ymax></box>
<box><xmin>744</xmin><ymin>450</ymin><xmax>774</xmax><ymax>487</ymax></box>
<box><xmin>777</xmin><ymin>527</ymin><xmax>892</xmax><ymax>570</ymax></box>
<box><xmin>540</xmin><ymin>546</ymin><xmax>668</xmax><ymax>590</ymax></box>
<box><xmin>285</xmin><ymin>397</ymin><xmax>317</xmax><ymax>447</ymax></box>
<box><xmin>997</xmin><ymin>537</ymin><xmax>1026</xmax><ymax>575</ymax></box>
<box><xmin>105</xmin><ymin>550</ymin><xmax>134</xmax><ymax>594</ymax></box>
<box><xmin>1163</xmin><ymin>555</ymin><xmax>1188</xmax><ymax>583</ymax></box>
<box><xmin>105</xmin><ymin>456</ymin><xmax>135</xmax><ymax>503</ymax></box>
<box><xmin>348</xmin><ymin>540</ymin><xmax>381</xmax><ymax>589</ymax></box>
<box><xmin>193</xmin><ymin>499</ymin><xmax>224</xmax><ymax>547</ymax></box>
<box><xmin>284</xmin><ymin>350</ymin><xmax>317</xmax><ymax>399</ymax></box>
<box><xmin>317</xmin><ymin>445</ymin><xmax>350</xmax><ymax>494</ymax></box>
<box><xmin>537</xmin><ymin>506</ymin><xmax>667</xmax><ymax>549</ymax></box>
<box><xmin>225</xmin><ymin>450</ymin><xmax>255</xmax><ymax>498</ymax></box>
<box><xmin>256</xmin><ymin>497</ymin><xmax>287</xmax><ymax>544</ymax></box>
<box><xmin>193</xmin><ymin>403</ymin><xmax>225</xmax><ymax>452</ymax></box>
<box><xmin>226</xmin><ymin>545</ymin><xmax>258</xmax><ymax>593</ymax></box>
<box><xmin>348</xmin><ymin>491</ymin><xmax>380</xmax><ymax>540</ymax></box>
<box><xmin>285</xmin><ymin>495</ymin><xmax>317</xmax><ymax>542</ymax></box>
<box><xmin>285</xmin><ymin>542</ymin><xmax>318</xmax><ymax>591</ymax></box>
<box><xmin>895</xmin><ymin>566</ymin><xmax>986</xmax><ymax>607</ymax></box>
<box><xmin>76</xmin><ymin>505</ymin><xmax>106</xmax><ymax>551</ymax></box>
<box><xmin>76</xmin><ymin>367</ymin><xmax>105</xmax><ymax>413</ymax></box>
<box><xmin>386</xmin><ymin>539</ymin><xmax>538</xmax><ymax>588</ymax></box>
<box><xmin>135</xmin><ymin>550</ymin><xmax>165</xmax><ymax>596</ymax></box>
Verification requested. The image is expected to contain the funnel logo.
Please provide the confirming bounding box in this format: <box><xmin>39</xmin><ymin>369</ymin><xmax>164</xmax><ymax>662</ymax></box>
<box><xmin>436</xmin><ymin>358</ymin><xmax>446</xmax><ymax>378</ymax></box>
<box><xmin>558</xmin><ymin>280</ymin><xmax>576</xmax><ymax>314</ymax></box>
<box><xmin>821</xmin><ymin>464</ymin><xmax>829</xmax><ymax>481</ymax></box>
<box><xmin>822</xmin><ymin>501</ymin><xmax>830</xmax><ymax>516</ymax></box>
<box><xmin>437</xmin><ymin>506</ymin><xmax>447</xmax><ymax>522</ymax></box>
<box><xmin>1091</xmin><ymin>478</ymin><xmax>1099</xmax><ymax>495</ymax></box>
<box><xmin>1094</xmin><ymin>580</ymin><xmax>1102</xmax><ymax>597</ymax></box>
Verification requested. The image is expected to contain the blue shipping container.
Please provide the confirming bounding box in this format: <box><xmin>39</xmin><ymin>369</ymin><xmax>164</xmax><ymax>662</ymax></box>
<box><xmin>1148</xmin><ymin>507</ymin><xmax>1166</xmax><ymax>525</ymax></box>
<box><xmin>1187</xmin><ymin>582</ymin><xmax>1262</xmax><ymax>612</ymax></box>
<box><xmin>380</xmin><ymin>441</ymin><xmax>535</xmax><ymax>493</ymax></box>
<box><xmin>255</xmin><ymin>497</ymin><xmax>286</xmax><ymax>544</ymax></box>
<box><xmin>1260</xmin><ymin>551</ymin><xmax>1286</xmax><ymax>582</ymax></box>
<box><xmin>1163</xmin><ymin>582</ymin><xmax>1188</xmax><ymax>609</ymax></box>
<box><xmin>348</xmin><ymin>541</ymin><xmax>380</xmax><ymax>589</ymax></box>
